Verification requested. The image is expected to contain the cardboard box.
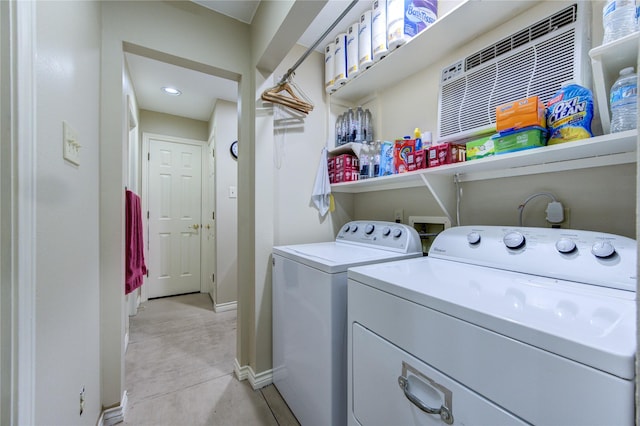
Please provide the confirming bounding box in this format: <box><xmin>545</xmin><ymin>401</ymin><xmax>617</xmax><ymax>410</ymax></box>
<box><xmin>427</xmin><ymin>144</ymin><xmax>450</xmax><ymax>168</ymax></box>
<box><xmin>407</xmin><ymin>149</ymin><xmax>427</xmax><ymax>171</ymax></box>
<box><xmin>493</xmin><ymin>127</ymin><xmax>546</xmax><ymax>155</ymax></box>
<box><xmin>496</xmin><ymin>96</ymin><xmax>546</xmax><ymax>132</ymax></box>
<box><xmin>466</xmin><ymin>136</ymin><xmax>494</xmax><ymax>161</ymax></box>
<box><xmin>335</xmin><ymin>170</ymin><xmax>359</xmax><ymax>183</ymax></box>
<box><xmin>394</xmin><ymin>139</ymin><xmax>416</xmax><ymax>173</ymax></box>
<box><xmin>334</xmin><ymin>154</ymin><xmax>358</xmax><ymax>170</ymax></box>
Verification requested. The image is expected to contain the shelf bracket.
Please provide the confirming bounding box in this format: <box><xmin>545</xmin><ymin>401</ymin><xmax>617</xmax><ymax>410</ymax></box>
<box><xmin>419</xmin><ymin>174</ymin><xmax>455</xmax><ymax>225</ymax></box>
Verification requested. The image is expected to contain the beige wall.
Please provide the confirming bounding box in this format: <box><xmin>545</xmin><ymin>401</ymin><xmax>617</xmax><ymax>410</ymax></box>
<box><xmin>349</xmin><ymin>1</ymin><xmax>636</xmax><ymax>239</ymax></box>
<box><xmin>139</xmin><ymin>109</ymin><xmax>209</xmax><ymax>142</ymax></box>
<box><xmin>211</xmin><ymin>100</ymin><xmax>238</xmax><ymax>306</ymax></box>
<box><xmin>100</xmin><ymin>0</ymin><xmax>251</xmax><ymax>408</ymax></box>
<box><xmin>34</xmin><ymin>1</ymin><xmax>102</xmax><ymax>423</ymax></box>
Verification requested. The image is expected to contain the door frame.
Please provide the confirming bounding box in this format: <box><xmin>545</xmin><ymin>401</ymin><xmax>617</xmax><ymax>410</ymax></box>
<box><xmin>140</xmin><ymin>132</ymin><xmax>209</xmax><ymax>302</ymax></box>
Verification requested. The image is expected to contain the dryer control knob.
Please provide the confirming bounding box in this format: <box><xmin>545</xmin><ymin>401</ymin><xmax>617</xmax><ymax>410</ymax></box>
<box><xmin>503</xmin><ymin>231</ymin><xmax>525</xmax><ymax>249</ymax></box>
<box><xmin>351</xmin><ymin>224</ymin><xmax>359</xmax><ymax>233</ymax></box>
<box><xmin>393</xmin><ymin>228</ymin><xmax>403</xmax><ymax>238</ymax></box>
<box><xmin>591</xmin><ymin>241</ymin><xmax>615</xmax><ymax>258</ymax></box>
<box><xmin>365</xmin><ymin>224</ymin><xmax>375</xmax><ymax>235</ymax></box>
<box><xmin>467</xmin><ymin>232</ymin><xmax>481</xmax><ymax>245</ymax></box>
<box><xmin>343</xmin><ymin>224</ymin><xmax>351</xmax><ymax>233</ymax></box>
<box><xmin>555</xmin><ymin>238</ymin><xmax>576</xmax><ymax>254</ymax></box>
<box><xmin>382</xmin><ymin>227</ymin><xmax>391</xmax><ymax>236</ymax></box>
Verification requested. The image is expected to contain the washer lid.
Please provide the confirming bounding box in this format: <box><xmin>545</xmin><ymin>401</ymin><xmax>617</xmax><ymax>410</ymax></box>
<box><xmin>348</xmin><ymin>256</ymin><xmax>636</xmax><ymax>380</ymax></box>
<box><xmin>273</xmin><ymin>242</ymin><xmax>421</xmax><ymax>273</ymax></box>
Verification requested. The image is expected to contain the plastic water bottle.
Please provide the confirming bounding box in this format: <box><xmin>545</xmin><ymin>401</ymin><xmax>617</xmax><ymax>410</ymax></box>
<box><xmin>335</xmin><ymin>115</ymin><xmax>343</xmax><ymax>146</ymax></box>
<box><xmin>371</xmin><ymin>140</ymin><xmax>381</xmax><ymax>177</ymax></box>
<box><xmin>602</xmin><ymin>0</ymin><xmax>638</xmax><ymax>44</ymax></box>
<box><xmin>364</xmin><ymin>109</ymin><xmax>374</xmax><ymax>142</ymax></box>
<box><xmin>355</xmin><ymin>106</ymin><xmax>365</xmax><ymax>143</ymax></box>
<box><xmin>359</xmin><ymin>141</ymin><xmax>370</xmax><ymax>179</ymax></box>
<box><xmin>347</xmin><ymin>108</ymin><xmax>356</xmax><ymax>143</ymax></box>
<box><xmin>610</xmin><ymin>67</ymin><xmax>638</xmax><ymax>133</ymax></box>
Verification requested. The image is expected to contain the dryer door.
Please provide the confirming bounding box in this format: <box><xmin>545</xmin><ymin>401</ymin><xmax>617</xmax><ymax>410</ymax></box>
<box><xmin>351</xmin><ymin>323</ymin><xmax>526</xmax><ymax>426</ymax></box>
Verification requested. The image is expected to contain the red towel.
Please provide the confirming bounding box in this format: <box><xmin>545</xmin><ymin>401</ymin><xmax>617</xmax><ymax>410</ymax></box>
<box><xmin>125</xmin><ymin>190</ymin><xmax>147</xmax><ymax>295</ymax></box>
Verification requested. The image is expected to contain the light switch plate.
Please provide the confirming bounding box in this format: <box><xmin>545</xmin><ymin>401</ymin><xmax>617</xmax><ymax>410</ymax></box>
<box><xmin>63</xmin><ymin>121</ymin><xmax>81</xmax><ymax>166</ymax></box>
<box><xmin>229</xmin><ymin>186</ymin><xmax>237</xmax><ymax>198</ymax></box>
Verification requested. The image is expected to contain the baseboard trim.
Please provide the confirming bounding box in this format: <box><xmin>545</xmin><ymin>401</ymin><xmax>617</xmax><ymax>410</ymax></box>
<box><xmin>97</xmin><ymin>391</ymin><xmax>128</xmax><ymax>426</ymax></box>
<box><xmin>233</xmin><ymin>358</ymin><xmax>273</xmax><ymax>390</ymax></box>
<box><xmin>214</xmin><ymin>301</ymin><xmax>237</xmax><ymax>313</ymax></box>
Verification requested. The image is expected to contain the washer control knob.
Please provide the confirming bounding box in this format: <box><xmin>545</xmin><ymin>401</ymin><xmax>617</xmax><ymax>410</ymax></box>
<box><xmin>382</xmin><ymin>227</ymin><xmax>391</xmax><ymax>236</ymax></box>
<box><xmin>555</xmin><ymin>238</ymin><xmax>576</xmax><ymax>254</ymax></box>
<box><xmin>591</xmin><ymin>241</ymin><xmax>615</xmax><ymax>258</ymax></box>
<box><xmin>393</xmin><ymin>228</ymin><xmax>403</xmax><ymax>238</ymax></box>
<box><xmin>351</xmin><ymin>224</ymin><xmax>359</xmax><ymax>233</ymax></box>
<box><xmin>365</xmin><ymin>224</ymin><xmax>375</xmax><ymax>235</ymax></box>
<box><xmin>343</xmin><ymin>224</ymin><xmax>351</xmax><ymax>233</ymax></box>
<box><xmin>467</xmin><ymin>232</ymin><xmax>481</xmax><ymax>245</ymax></box>
<box><xmin>503</xmin><ymin>231</ymin><xmax>525</xmax><ymax>249</ymax></box>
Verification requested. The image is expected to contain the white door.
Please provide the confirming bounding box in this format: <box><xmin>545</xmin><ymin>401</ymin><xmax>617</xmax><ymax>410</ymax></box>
<box><xmin>147</xmin><ymin>137</ymin><xmax>203</xmax><ymax>298</ymax></box>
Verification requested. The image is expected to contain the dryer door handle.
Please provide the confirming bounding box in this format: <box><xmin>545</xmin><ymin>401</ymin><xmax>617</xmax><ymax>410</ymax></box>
<box><xmin>398</xmin><ymin>375</ymin><xmax>454</xmax><ymax>424</ymax></box>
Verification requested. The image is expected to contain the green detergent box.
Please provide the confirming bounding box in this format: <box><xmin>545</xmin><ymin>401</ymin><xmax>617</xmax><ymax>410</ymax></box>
<box><xmin>466</xmin><ymin>135</ymin><xmax>494</xmax><ymax>161</ymax></box>
<box><xmin>492</xmin><ymin>126</ymin><xmax>547</xmax><ymax>155</ymax></box>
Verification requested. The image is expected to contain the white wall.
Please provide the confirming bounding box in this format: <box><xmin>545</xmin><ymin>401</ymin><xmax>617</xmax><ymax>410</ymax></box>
<box><xmin>34</xmin><ymin>1</ymin><xmax>102</xmax><ymax>423</ymax></box>
<box><xmin>211</xmin><ymin>100</ymin><xmax>238</xmax><ymax>306</ymax></box>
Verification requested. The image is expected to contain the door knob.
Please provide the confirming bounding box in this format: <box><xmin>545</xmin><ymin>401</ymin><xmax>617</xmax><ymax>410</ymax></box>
<box><xmin>205</xmin><ymin>224</ymin><xmax>211</xmax><ymax>230</ymax></box>
<box><xmin>191</xmin><ymin>224</ymin><xmax>200</xmax><ymax>230</ymax></box>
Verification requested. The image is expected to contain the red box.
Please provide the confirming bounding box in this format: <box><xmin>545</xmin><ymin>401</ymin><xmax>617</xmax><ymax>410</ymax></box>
<box><xmin>329</xmin><ymin>171</ymin><xmax>336</xmax><ymax>184</ymax></box>
<box><xmin>328</xmin><ymin>157</ymin><xmax>336</xmax><ymax>172</ymax></box>
<box><xmin>394</xmin><ymin>139</ymin><xmax>416</xmax><ymax>173</ymax></box>
<box><xmin>334</xmin><ymin>170</ymin><xmax>359</xmax><ymax>183</ymax></box>
<box><xmin>407</xmin><ymin>149</ymin><xmax>426</xmax><ymax>171</ymax></box>
<box><xmin>427</xmin><ymin>143</ymin><xmax>466</xmax><ymax>168</ymax></box>
<box><xmin>334</xmin><ymin>154</ymin><xmax>358</xmax><ymax>170</ymax></box>
<box><xmin>427</xmin><ymin>144</ymin><xmax>450</xmax><ymax>168</ymax></box>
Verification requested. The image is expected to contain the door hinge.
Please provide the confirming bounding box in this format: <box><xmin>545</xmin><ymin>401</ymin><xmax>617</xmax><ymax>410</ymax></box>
<box><xmin>147</xmin><ymin>211</ymin><xmax>149</xmax><ymax>219</ymax></box>
<box><xmin>212</xmin><ymin>211</ymin><xmax>215</xmax><ymax>220</ymax></box>
<box><xmin>211</xmin><ymin>273</ymin><xmax>215</xmax><ymax>282</ymax></box>
<box><xmin>272</xmin><ymin>258</ymin><xmax>275</xmax><ymax>266</ymax></box>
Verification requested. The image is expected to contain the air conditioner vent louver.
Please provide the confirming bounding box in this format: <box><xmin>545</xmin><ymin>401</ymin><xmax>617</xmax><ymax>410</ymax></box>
<box><xmin>464</xmin><ymin>4</ymin><xmax>578</xmax><ymax>73</ymax></box>
<box><xmin>438</xmin><ymin>3</ymin><xmax>589</xmax><ymax>141</ymax></box>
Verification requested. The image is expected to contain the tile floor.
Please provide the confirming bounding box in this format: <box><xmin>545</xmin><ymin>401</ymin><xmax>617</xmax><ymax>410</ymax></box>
<box><xmin>123</xmin><ymin>293</ymin><xmax>299</xmax><ymax>426</ymax></box>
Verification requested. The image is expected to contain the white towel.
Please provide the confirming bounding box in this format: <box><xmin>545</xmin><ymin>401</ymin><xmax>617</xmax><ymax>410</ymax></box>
<box><xmin>311</xmin><ymin>148</ymin><xmax>332</xmax><ymax>217</ymax></box>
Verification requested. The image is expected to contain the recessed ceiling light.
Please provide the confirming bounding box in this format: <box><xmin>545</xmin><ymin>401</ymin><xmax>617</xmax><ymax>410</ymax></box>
<box><xmin>162</xmin><ymin>86</ymin><xmax>181</xmax><ymax>96</ymax></box>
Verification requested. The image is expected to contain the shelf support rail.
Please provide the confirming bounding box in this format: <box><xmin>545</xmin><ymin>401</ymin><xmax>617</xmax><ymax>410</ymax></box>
<box><xmin>277</xmin><ymin>0</ymin><xmax>359</xmax><ymax>86</ymax></box>
<box><xmin>419</xmin><ymin>174</ymin><xmax>455</xmax><ymax>226</ymax></box>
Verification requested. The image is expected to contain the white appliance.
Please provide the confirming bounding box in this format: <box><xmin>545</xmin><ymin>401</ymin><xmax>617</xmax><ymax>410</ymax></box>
<box><xmin>347</xmin><ymin>226</ymin><xmax>636</xmax><ymax>425</ymax></box>
<box><xmin>438</xmin><ymin>2</ymin><xmax>591</xmax><ymax>141</ymax></box>
<box><xmin>272</xmin><ymin>221</ymin><xmax>423</xmax><ymax>426</ymax></box>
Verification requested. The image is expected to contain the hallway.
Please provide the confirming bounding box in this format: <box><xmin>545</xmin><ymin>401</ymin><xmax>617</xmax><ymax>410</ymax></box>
<box><xmin>123</xmin><ymin>293</ymin><xmax>298</xmax><ymax>425</ymax></box>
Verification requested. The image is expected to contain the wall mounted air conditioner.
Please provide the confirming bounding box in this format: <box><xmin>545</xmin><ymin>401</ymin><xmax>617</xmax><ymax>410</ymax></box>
<box><xmin>437</xmin><ymin>3</ymin><xmax>592</xmax><ymax>142</ymax></box>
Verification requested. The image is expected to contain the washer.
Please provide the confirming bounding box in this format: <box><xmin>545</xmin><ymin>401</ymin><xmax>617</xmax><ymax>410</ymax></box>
<box><xmin>272</xmin><ymin>221</ymin><xmax>422</xmax><ymax>426</ymax></box>
<box><xmin>347</xmin><ymin>226</ymin><xmax>636</xmax><ymax>425</ymax></box>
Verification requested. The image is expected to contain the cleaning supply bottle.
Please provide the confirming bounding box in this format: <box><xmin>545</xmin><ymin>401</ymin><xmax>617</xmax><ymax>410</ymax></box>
<box><xmin>610</xmin><ymin>67</ymin><xmax>638</xmax><ymax>133</ymax></box>
<box><xmin>414</xmin><ymin>128</ymin><xmax>422</xmax><ymax>150</ymax></box>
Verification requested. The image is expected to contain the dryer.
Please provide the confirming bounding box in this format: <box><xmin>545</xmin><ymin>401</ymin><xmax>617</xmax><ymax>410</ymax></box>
<box><xmin>347</xmin><ymin>226</ymin><xmax>636</xmax><ymax>425</ymax></box>
<box><xmin>272</xmin><ymin>221</ymin><xmax>422</xmax><ymax>426</ymax></box>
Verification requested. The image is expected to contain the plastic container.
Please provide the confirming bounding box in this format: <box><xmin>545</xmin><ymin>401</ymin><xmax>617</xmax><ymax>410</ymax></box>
<box><xmin>359</xmin><ymin>141</ymin><xmax>371</xmax><ymax>179</ymax></box>
<box><xmin>546</xmin><ymin>81</ymin><xmax>594</xmax><ymax>145</ymax></box>
<box><xmin>610</xmin><ymin>67</ymin><xmax>638</xmax><ymax>133</ymax></box>
<box><xmin>602</xmin><ymin>0</ymin><xmax>638</xmax><ymax>45</ymax></box>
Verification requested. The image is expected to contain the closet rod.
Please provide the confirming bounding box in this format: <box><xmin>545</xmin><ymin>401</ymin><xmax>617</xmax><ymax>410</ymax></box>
<box><xmin>278</xmin><ymin>0</ymin><xmax>359</xmax><ymax>85</ymax></box>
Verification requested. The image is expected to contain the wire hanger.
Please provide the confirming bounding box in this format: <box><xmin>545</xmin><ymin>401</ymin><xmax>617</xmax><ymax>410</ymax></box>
<box><xmin>261</xmin><ymin>73</ymin><xmax>314</xmax><ymax>115</ymax></box>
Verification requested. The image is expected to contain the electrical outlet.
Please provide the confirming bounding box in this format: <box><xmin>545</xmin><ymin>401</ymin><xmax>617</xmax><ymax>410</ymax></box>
<box><xmin>550</xmin><ymin>208</ymin><xmax>571</xmax><ymax>228</ymax></box>
<box><xmin>394</xmin><ymin>209</ymin><xmax>404</xmax><ymax>223</ymax></box>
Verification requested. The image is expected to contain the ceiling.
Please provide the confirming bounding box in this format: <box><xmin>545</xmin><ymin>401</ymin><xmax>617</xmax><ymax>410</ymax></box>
<box><xmin>126</xmin><ymin>1</ymin><xmax>371</xmax><ymax>122</ymax></box>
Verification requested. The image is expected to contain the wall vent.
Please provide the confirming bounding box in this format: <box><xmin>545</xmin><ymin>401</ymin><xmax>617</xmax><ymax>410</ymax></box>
<box><xmin>437</xmin><ymin>3</ymin><xmax>591</xmax><ymax>142</ymax></box>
